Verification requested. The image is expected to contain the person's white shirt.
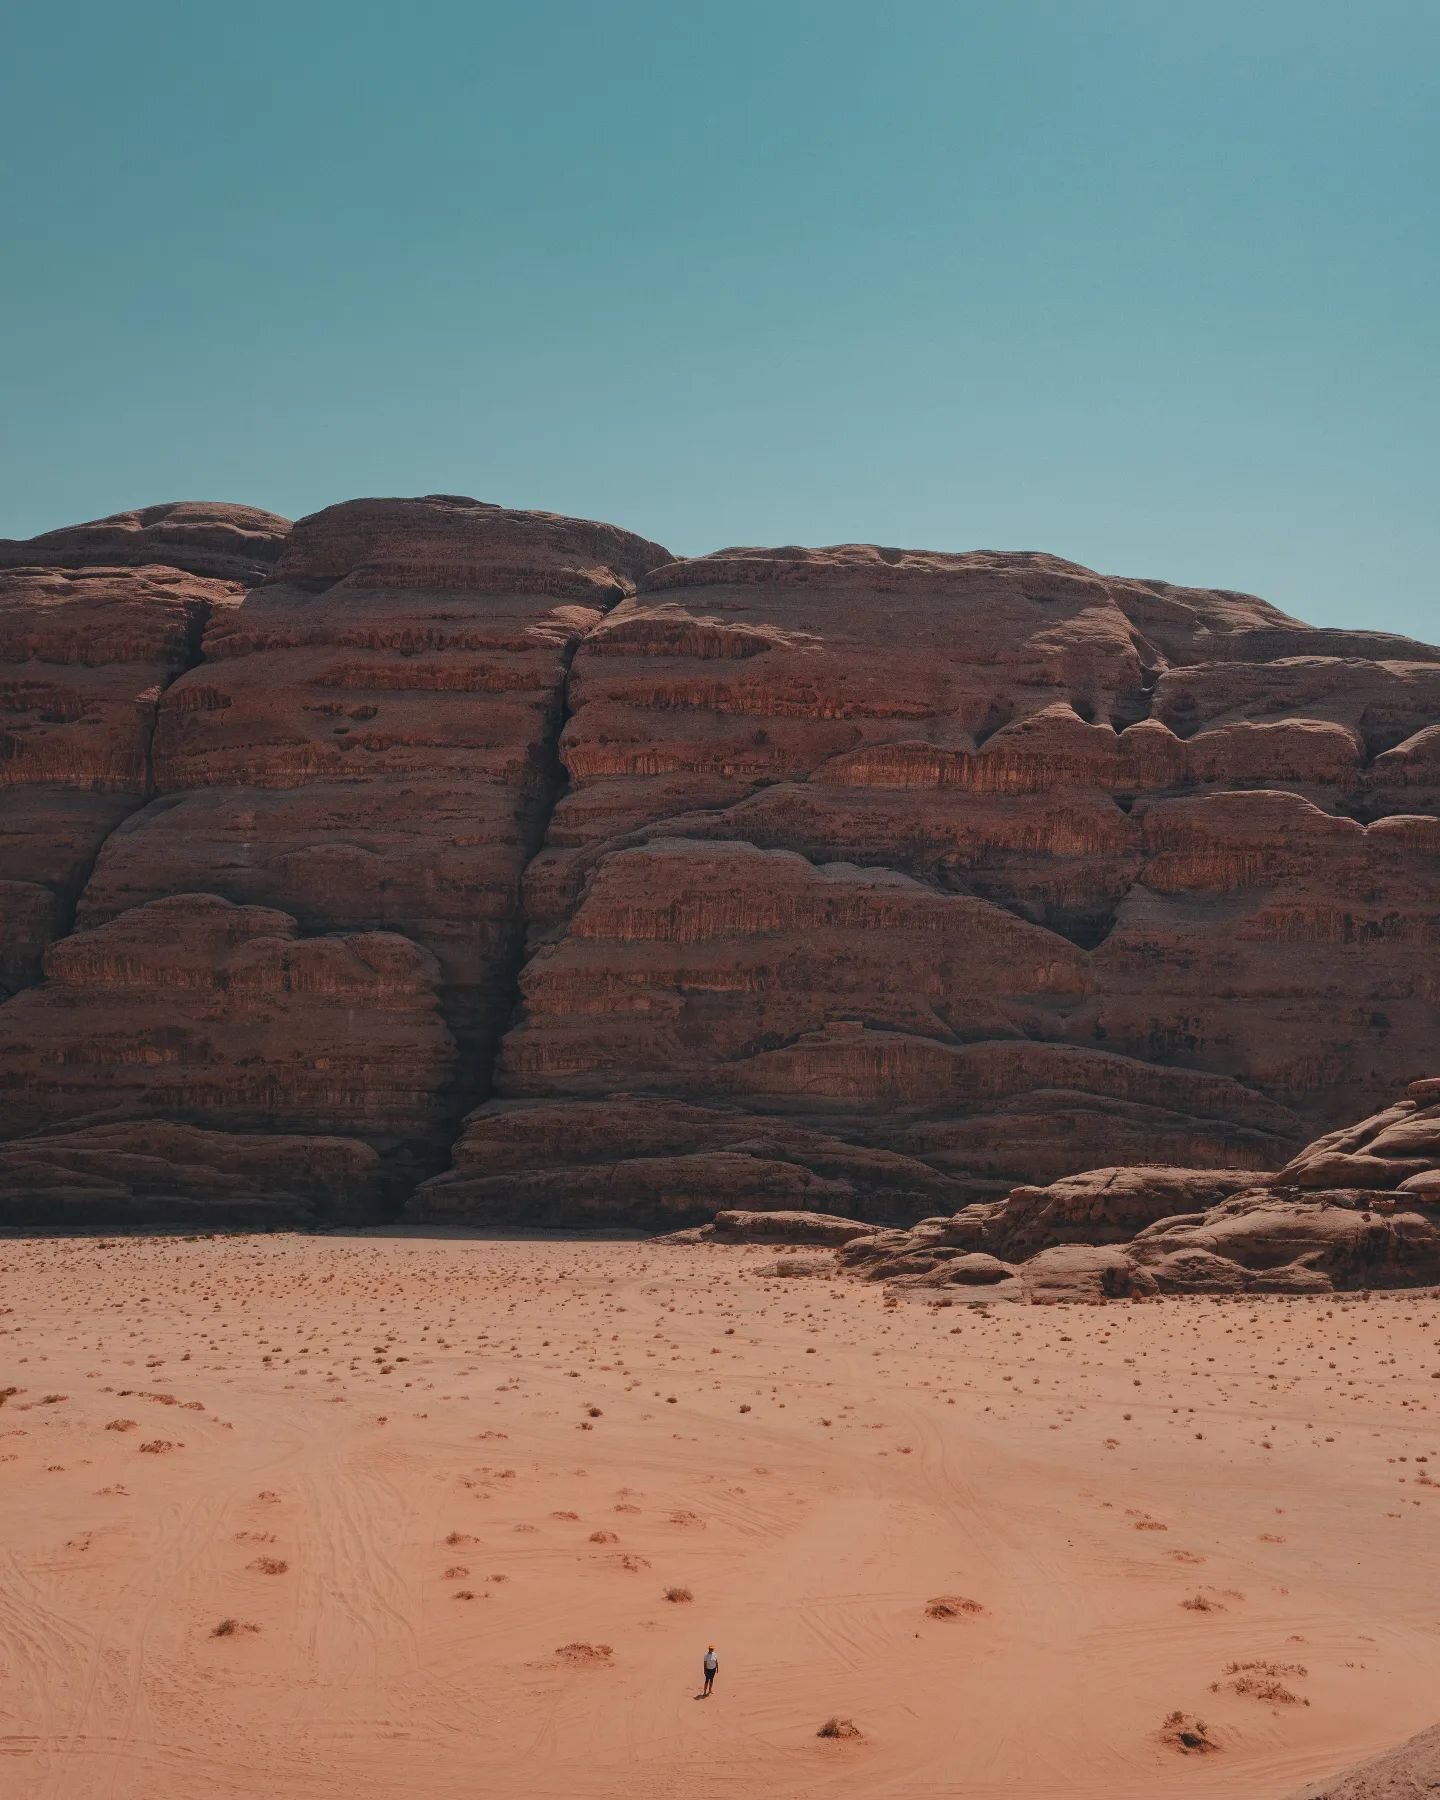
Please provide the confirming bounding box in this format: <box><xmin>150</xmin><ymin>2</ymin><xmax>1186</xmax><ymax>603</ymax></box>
<box><xmin>704</xmin><ymin>1650</ymin><xmax>718</xmax><ymax>1672</ymax></box>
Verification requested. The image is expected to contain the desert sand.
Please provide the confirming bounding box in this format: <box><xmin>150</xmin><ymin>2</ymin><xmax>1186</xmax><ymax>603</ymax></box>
<box><xmin>4</xmin><ymin>1231</ymin><xmax>1440</xmax><ymax>1799</ymax></box>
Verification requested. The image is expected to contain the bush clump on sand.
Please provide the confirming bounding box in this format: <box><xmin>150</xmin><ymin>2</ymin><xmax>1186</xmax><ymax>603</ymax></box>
<box><xmin>924</xmin><ymin>1595</ymin><xmax>984</xmax><ymax>1619</ymax></box>
<box><xmin>1211</xmin><ymin>1661</ymin><xmax>1309</xmax><ymax>1705</ymax></box>
<box><xmin>1160</xmin><ymin>1711</ymin><xmax>1217</xmax><ymax>1754</ymax></box>
<box><xmin>664</xmin><ymin>1586</ymin><xmax>693</xmax><ymax>1603</ymax></box>
<box><xmin>817</xmin><ymin>1717</ymin><xmax>864</xmax><ymax>1740</ymax></box>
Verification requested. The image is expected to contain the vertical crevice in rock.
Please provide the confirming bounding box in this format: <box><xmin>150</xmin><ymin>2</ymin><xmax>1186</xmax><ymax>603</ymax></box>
<box><xmin>473</xmin><ymin>627</ymin><xmax>588</xmax><ymax>1114</ymax></box>
<box><xmin>46</xmin><ymin>596</ymin><xmax>220</xmax><ymax>954</ymax></box>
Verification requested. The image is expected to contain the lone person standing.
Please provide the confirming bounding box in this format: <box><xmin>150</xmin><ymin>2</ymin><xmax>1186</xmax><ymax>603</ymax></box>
<box><xmin>702</xmin><ymin>1645</ymin><xmax>718</xmax><ymax>1696</ymax></box>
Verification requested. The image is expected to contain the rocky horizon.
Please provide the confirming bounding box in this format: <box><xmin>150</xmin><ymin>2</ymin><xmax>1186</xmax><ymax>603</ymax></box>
<box><xmin>2</xmin><ymin>494</ymin><xmax>1437</xmax><ymax>1229</ymax></box>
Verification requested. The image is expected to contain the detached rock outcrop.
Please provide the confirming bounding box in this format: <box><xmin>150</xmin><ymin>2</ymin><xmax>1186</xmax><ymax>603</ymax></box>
<box><xmin>1286</xmin><ymin>1718</ymin><xmax>1440</xmax><ymax>1798</ymax></box>
<box><xmin>837</xmin><ymin>1079</ymin><xmax>1440</xmax><ymax>1299</ymax></box>
<box><xmin>672</xmin><ymin>1208</ymin><xmax>881</xmax><ymax>1247</ymax></box>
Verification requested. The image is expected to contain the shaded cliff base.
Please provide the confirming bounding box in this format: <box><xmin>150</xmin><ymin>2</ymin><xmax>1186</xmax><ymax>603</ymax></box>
<box><xmin>667</xmin><ymin>1078</ymin><xmax>1440</xmax><ymax>1301</ymax></box>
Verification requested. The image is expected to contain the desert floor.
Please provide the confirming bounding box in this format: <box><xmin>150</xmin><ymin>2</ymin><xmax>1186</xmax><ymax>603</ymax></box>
<box><xmin>3</xmin><ymin>1232</ymin><xmax>1440</xmax><ymax>1799</ymax></box>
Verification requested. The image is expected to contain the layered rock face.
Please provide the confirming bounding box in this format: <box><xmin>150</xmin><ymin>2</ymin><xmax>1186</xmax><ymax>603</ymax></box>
<box><xmin>0</xmin><ymin>497</ymin><xmax>668</xmax><ymax>1221</ymax></box>
<box><xmin>0</xmin><ymin>505</ymin><xmax>291</xmax><ymax>999</ymax></box>
<box><xmin>1</xmin><ymin>506</ymin><xmax>1435</xmax><ymax>1227</ymax></box>
<box><xmin>418</xmin><ymin>544</ymin><xmax>1437</xmax><ymax>1228</ymax></box>
<box><xmin>78</xmin><ymin>496</ymin><xmax>669</xmax><ymax>1063</ymax></box>
<box><xmin>0</xmin><ymin>1124</ymin><xmax>381</xmax><ymax>1229</ymax></box>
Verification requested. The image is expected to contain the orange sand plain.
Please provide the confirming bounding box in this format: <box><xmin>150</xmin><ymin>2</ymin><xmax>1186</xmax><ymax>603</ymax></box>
<box><xmin>4</xmin><ymin>1231</ymin><xmax>1440</xmax><ymax>1799</ymax></box>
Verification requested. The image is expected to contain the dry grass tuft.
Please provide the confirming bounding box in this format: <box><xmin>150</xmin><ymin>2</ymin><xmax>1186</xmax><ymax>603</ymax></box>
<box><xmin>1160</xmin><ymin>1711</ymin><xmax>1217</xmax><ymax>1754</ymax></box>
<box><xmin>924</xmin><ymin>1595</ymin><xmax>984</xmax><ymax>1619</ymax></box>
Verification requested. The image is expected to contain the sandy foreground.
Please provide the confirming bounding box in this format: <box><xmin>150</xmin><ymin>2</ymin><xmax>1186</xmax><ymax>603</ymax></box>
<box><xmin>3</xmin><ymin>1234</ymin><xmax>1440</xmax><ymax>1800</ymax></box>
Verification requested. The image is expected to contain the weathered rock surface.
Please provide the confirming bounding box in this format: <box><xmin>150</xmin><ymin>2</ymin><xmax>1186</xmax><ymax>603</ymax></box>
<box><xmin>0</xmin><ymin>508</ymin><xmax>1435</xmax><ymax>1226</ymax></box>
<box><xmin>0</xmin><ymin>546</ymin><xmax>275</xmax><ymax>995</ymax></box>
<box><xmin>0</xmin><ymin>501</ymin><xmax>291</xmax><ymax>585</ymax></box>
<box><xmin>82</xmin><ymin>496</ymin><xmax>670</xmax><ymax>1065</ymax></box>
<box><xmin>1286</xmin><ymin>1718</ymin><xmax>1440</xmax><ymax>1797</ymax></box>
<box><xmin>0</xmin><ymin>893</ymin><xmax>455</xmax><ymax>1205</ymax></box>
<box><xmin>0</xmin><ymin>1122</ymin><xmax>379</xmax><ymax>1228</ymax></box>
<box><xmin>839</xmin><ymin>1079</ymin><xmax>1440</xmax><ymax>1299</ymax></box>
<box><xmin>455</xmin><ymin>541</ymin><xmax>1437</xmax><ymax>1221</ymax></box>
<box><xmin>679</xmin><ymin>1208</ymin><xmax>880</xmax><ymax>1246</ymax></box>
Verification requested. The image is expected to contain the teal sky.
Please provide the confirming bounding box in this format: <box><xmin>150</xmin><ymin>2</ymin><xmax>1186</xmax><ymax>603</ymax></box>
<box><xmin>2</xmin><ymin>1</ymin><xmax>1436</xmax><ymax>635</ymax></box>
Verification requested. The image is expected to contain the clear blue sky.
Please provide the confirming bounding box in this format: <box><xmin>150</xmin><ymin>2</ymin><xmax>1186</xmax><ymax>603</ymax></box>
<box><xmin>2</xmin><ymin>1</ymin><xmax>1436</xmax><ymax>635</ymax></box>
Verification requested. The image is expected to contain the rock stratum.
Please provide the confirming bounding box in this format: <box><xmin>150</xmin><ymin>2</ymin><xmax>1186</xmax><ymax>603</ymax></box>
<box><xmin>1</xmin><ymin>496</ymin><xmax>1436</xmax><ymax>1230</ymax></box>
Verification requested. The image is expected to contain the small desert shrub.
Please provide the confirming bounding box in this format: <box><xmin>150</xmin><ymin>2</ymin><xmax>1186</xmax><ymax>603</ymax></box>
<box><xmin>924</xmin><ymin>1595</ymin><xmax>984</xmax><ymax>1619</ymax></box>
<box><xmin>248</xmin><ymin>1556</ymin><xmax>288</xmax><ymax>1575</ymax></box>
<box><xmin>817</xmin><ymin>1717</ymin><xmax>863</xmax><ymax>1740</ymax></box>
<box><xmin>1213</xmin><ymin>1670</ymin><xmax>1308</xmax><ymax>1705</ymax></box>
<box><xmin>664</xmin><ymin>1586</ymin><xmax>693</xmax><ymax>1603</ymax></box>
<box><xmin>1161</xmin><ymin>1711</ymin><xmax>1217</xmax><ymax>1754</ymax></box>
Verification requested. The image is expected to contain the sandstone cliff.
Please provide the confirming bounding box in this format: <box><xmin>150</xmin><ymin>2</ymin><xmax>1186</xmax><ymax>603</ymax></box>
<box><xmin>1</xmin><ymin>501</ymin><xmax>1435</xmax><ymax>1227</ymax></box>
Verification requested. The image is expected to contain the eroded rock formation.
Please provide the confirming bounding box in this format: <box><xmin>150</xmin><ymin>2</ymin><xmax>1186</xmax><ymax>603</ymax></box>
<box><xmin>0</xmin><ymin>504</ymin><xmax>291</xmax><ymax>998</ymax></box>
<box><xmin>827</xmin><ymin>1077</ymin><xmax>1440</xmax><ymax>1300</ymax></box>
<box><xmin>420</xmin><ymin>543</ymin><xmax>1436</xmax><ymax>1227</ymax></box>
<box><xmin>0</xmin><ymin>503</ymin><xmax>1435</xmax><ymax>1226</ymax></box>
<box><xmin>1286</xmin><ymin>1716</ymin><xmax>1440</xmax><ymax>1798</ymax></box>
